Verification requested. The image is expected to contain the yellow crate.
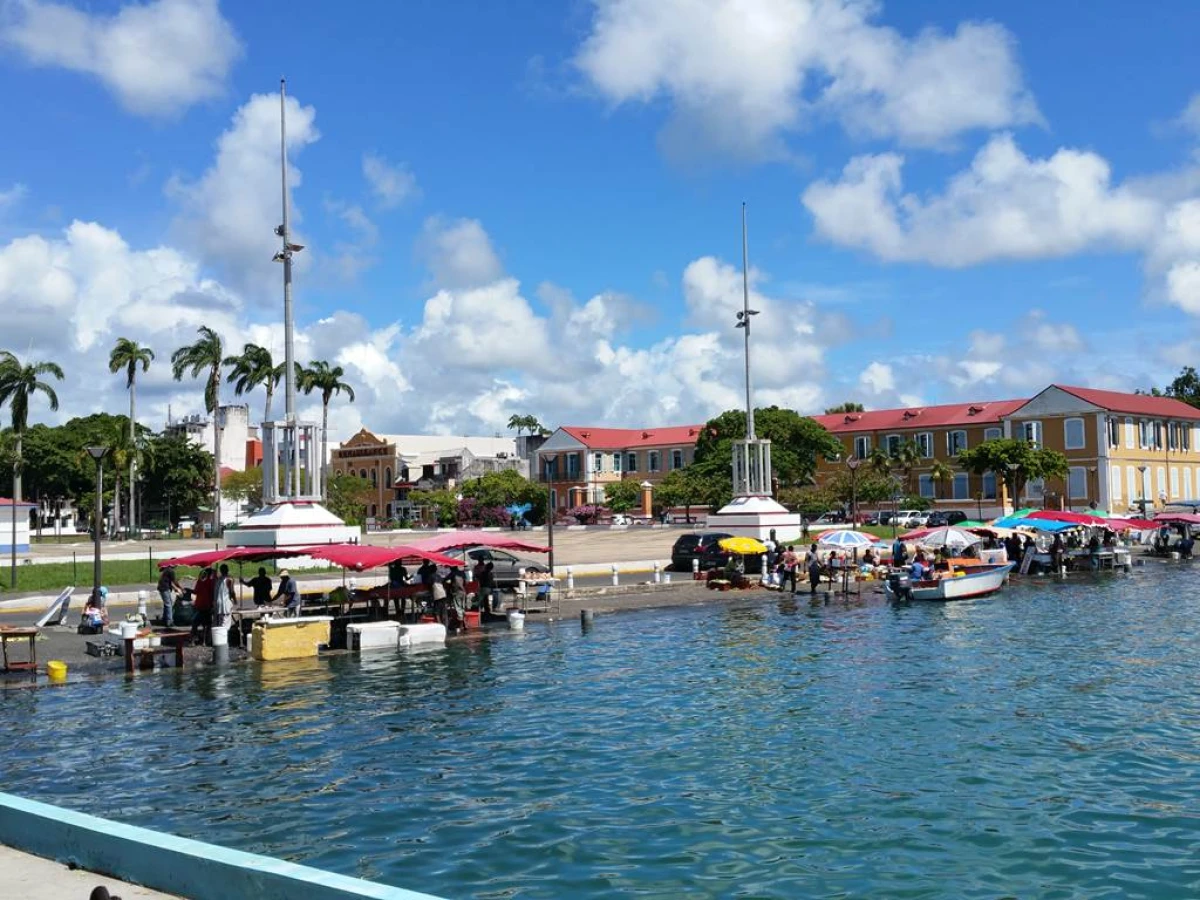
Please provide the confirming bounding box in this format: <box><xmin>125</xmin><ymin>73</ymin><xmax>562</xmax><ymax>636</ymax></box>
<box><xmin>251</xmin><ymin>617</ymin><xmax>332</xmax><ymax>661</ymax></box>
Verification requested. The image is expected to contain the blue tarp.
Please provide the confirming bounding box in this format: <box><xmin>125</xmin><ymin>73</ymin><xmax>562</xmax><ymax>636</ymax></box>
<box><xmin>991</xmin><ymin>515</ymin><xmax>1074</xmax><ymax>532</ymax></box>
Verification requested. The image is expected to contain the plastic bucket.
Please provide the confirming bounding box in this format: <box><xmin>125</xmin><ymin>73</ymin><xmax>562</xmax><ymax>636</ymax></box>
<box><xmin>46</xmin><ymin>660</ymin><xmax>67</xmax><ymax>681</ymax></box>
<box><xmin>507</xmin><ymin>611</ymin><xmax>525</xmax><ymax>631</ymax></box>
<box><xmin>462</xmin><ymin>611</ymin><xmax>481</xmax><ymax>629</ymax></box>
<box><xmin>119</xmin><ymin>621</ymin><xmax>138</xmax><ymax>640</ymax></box>
<box><xmin>211</xmin><ymin>625</ymin><xmax>229</xmax><ymax>647</ymax></box>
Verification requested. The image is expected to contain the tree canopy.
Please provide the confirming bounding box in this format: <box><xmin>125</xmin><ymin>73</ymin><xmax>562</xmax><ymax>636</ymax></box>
<box><xmin>824</xmin><ymin>401</ymin><xmax>865</xmax><ymax>414</ymax></box>
<box><xmin>603</xmin><ymin>479</ymin><xmax>641</xmax><ymax>513</ymax></box>
<box><xmin>1143</xmin><ymin>366</ymin><xmax>1200</xmax><ymax>408</ymax></box>
<box><xmin>957</xmin><ymin>438</ymin><xmax>1069</xmax><ymax>502</ymax></box>
<box><xmin>692</xmin><ymin>407</ymin><xmax>842</xmax><ymax>494</ymax></box>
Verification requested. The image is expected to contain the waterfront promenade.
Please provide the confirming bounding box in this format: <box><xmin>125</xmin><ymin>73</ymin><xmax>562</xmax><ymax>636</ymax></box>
<box><xmin>1</xmin><ymin>845</ymin><xmax>180</xmax><ymax>899</ymax></box>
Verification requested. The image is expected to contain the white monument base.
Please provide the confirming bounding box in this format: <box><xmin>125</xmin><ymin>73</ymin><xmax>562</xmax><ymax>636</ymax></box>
<box><xmin>707</xmin><ymin>495</ymin><xmax>802</xmax><ymax>542</ymax></box>
<box><xmin>224</xmin><ymin>500</ymin><xmax>360</xmax><ymax>549</ymax></box>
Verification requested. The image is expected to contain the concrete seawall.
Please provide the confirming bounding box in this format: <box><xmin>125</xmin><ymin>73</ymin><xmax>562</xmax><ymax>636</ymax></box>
<box><xmin>0</xmin><ymin>792</ymin><xmax>446</xmax><ymax>900</ymax></box>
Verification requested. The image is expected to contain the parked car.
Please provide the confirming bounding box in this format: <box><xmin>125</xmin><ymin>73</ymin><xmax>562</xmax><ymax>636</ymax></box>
<box><xmin>893</xmin><ymin>509</ymin><xmax>921</xmax><ymax>528</ymax></box>
<box><xmin>671</xmin><ymin>532</ymin><xmax>733</xmax><ymax>571</ymax></box>
<box><xmin>809</xmin><ymin>510</ymin><xmax>847</xmax><ymax>527</ymax></box>
<box><xmin>907</xmin><ymin>512</ymin><xmax>932</xmax><ymax>528</ymax></box>
<box><xmin>925</xmin><ymin>510</ymin><xmax>969</xmax><ymax>528</ymax></box>
<box><xmin>874</xmin><ymin>510</ymin><xmax>894</xmax><ymax>526</ymax></box>
<box><xmin>452</xmin><ymin>547</ymin><xmax>549</xmax><ymax>586</ymax></box>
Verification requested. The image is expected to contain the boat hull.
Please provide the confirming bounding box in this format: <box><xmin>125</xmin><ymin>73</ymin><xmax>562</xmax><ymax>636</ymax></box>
<box><xmin>887</xmin><ymin>563</ymin><xmax>1014</xmax><ymax>602</ymax></box>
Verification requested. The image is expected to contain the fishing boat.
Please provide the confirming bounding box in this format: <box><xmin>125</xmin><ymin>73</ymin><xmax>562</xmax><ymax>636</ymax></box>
<box><xmin>885</xmin><ymin>562</ymin><xmax>1015</xmax><ymax>602</ymax></box>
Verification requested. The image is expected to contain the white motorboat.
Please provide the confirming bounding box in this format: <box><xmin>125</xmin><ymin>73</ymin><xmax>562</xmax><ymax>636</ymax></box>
<box><xmin>885</xmin><ymin>563</ymin><xmax>1015</xmax><ymax>602</ymax></box>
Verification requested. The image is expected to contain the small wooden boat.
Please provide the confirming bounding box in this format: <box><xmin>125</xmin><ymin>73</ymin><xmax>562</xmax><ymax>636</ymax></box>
<box><xmin>885</xmin><ymin>563</ymin><xmax>1014</xmax><ymax>602</ymax></box>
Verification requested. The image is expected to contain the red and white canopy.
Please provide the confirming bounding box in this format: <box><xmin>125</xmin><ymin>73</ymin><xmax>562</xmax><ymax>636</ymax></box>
<box><xmin>406</xmin><ymin>530</ymin><xmax>550</xmax><ymax>554</ymax></box>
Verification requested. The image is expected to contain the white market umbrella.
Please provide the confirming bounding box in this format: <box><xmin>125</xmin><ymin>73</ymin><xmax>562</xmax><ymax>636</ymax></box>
<box><xmin>818</xmin><ymin>529</ymin><xmax>875</xmax><ymax>549</ymax></box>
<box><xmin>916</xmin><ymin>526</ymin><xmax>983</xmax><ymax>552</ymax></box>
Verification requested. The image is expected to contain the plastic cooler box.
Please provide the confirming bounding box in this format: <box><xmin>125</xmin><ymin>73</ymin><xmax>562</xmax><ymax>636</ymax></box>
<box><xmin>251</xmin><ymin>616</ymin><xmax>333</xmax><ymax>661</ymax></box>
<box><xmin>347</xmin><ymin>620</ymin><xmax>401</xmax><ymax>651</ymax></box>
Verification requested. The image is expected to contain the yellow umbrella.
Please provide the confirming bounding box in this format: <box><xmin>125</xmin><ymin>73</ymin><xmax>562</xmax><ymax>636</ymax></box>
<box><xmin>718</xmin><ymin>536</ymin><xmax>768</xmax><ymax>555</ymax></box>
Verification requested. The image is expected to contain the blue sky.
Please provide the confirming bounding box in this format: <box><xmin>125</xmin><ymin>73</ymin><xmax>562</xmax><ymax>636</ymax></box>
<box><xmin>1</xmin><ymin>0</ymin><xmax>1199</xmax><ymax>438</ymax></box>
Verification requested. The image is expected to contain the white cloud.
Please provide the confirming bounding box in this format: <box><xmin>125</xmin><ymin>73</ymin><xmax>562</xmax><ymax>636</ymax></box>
<box><xmin>858</xmin><ymin>361</ymin><xmax>894</xmax><ymax>394</ymax></box>
<box><xmin>416</xmin><ymin>217</ymin><xmax>504</xmax><ymax>290</ymax></box>
<box><xmin>1020</xmin><ymin>309</ymin><xmax>1085</xmax><ymax>353</ymax></box>
<box><xmin>0</xmin><ymin>183</ymin><xmax>27</xmax><ymax>211</ymax></box>
<box><xmin>168</xmin><ymin>92</ymin><xmax>320</xmax><ymax>300</ymax></box>
<box><xmin>1179</xmin><ymin>93</ymin><xmax>1200</xmax><ymax>136</ymax></box>
<box><xmin>1</xmin><ymin>0</ymin><xmax>241</xmax><ymax>116</ymax></box>
<box><xmin>362</xmin><ymin>154</ymin><xmax>418</xmax><ymax>208</ymax></box>
<box><xmin>803</xmin><ymin>133</ymin><xmax>1161</xmax><ymax>266</ymax></box>
<box><xmin>574</xmin><ymin>0</ymin><xmax>1037</xmax><ymax>160</ymax></box>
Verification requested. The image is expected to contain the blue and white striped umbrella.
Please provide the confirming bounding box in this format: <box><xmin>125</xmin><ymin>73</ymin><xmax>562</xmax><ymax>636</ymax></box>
<box><xmin>817</xmin><ymin>529</ymin><xmax>875</xmax><ymax>549</ymax></box>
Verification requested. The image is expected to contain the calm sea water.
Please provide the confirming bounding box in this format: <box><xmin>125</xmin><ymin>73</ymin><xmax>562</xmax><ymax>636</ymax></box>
<box><xmin>6</xmin><ymin>565</ymin><xmax>1200</xmax><ymax>899</ymax></box>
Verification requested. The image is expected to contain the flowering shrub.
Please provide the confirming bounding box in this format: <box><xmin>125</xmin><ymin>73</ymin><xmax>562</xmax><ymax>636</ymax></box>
<box><xmin>455</xmin><ymin>498</ymin><xmax>511</xmax><ymax>527</ymax></box>
<box><xmin>566</xmin><ymin>504</ymin><xmax>609</xmax><ymax>525</ymax></box>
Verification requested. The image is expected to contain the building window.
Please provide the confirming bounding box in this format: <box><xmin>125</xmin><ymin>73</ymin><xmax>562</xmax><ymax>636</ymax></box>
<box><xmin>1171</xmin><ymin>466</ymin><xmax>1180</xmax><ymax>498</ymax></box>
<box><xmin>370</xmin><ymin>469</ymin><xmax>377</xmax><ymax>487</ymax></box>
<box><xmin>1157</xmin><ymin>466</ymin><xmax>1167</xmax><ymax>501</ymax></box>
<box><xmin>1025</xmin><ymin>478</ymin><xmax>1044</xmax><ymax>500</ymax></box>
<box><xmin>1110</xmin><ymin>467</ymin><xmax>1121</xmax><ymax>500</ymax></box>
<box><xmin>613</xmin><ymin>452</ymin><xmax>622</xmax><ymax>473</ymax></box>
<box><xmin>648</xmin><ymin>451</ymin><xmax>661</xmax><ymax>472</ymax></box>
<box><xmin>1068</xmin><ymin>467</ymin><xmax>1087</xmax><ymax>499</ymax></box>
<box><xmin>670</xmin><ymin>449</ymin><xmax>685</xmax><ymax>470</ymax></box>
<box><xmin>567</xmin><ymin>453</ymin><xmax>580</xmax><ymax>478</ymax></box>
<box><xmin>359</xmin><ymin>468</ymin><xmax>367</xmax><ymax>480</ymax></box>
<box><xmin>1107</xmin><ymin>418</ymin><xmax>1119</xmax><ymax>448</ymax></box>
<box><xmin>1127</xmin><ymin>466</ymin><xmax>1137</xmax><ymax>503</ymax></box>
<box><xmin>1126</xmin><ymin>417</ymin><xmax>1135</xmax><ymax>450</ymax></box>
<box><xmin>885</xmin><ymin>434</ymin><xmax>901</xmax><ymax>456</ymax></box>
<box><xmin>626</xmin><ymin>452</ymin><xmax>637</xmax><ymax>473</ymax></box>
<box><xmin>918</xmin><ymin>474</ymin><xmax>934</xmax><ymax>498</ymax></box>
<box><xmin>1154</xmin><ymin>421</ymin><xmax>1164</xmax><ymax>450</ymax></box>
<box><xmin>1021</xmin><ymin>421</ymin><xmax>1042</xmax><ymax>447</ymax></box>
<box><xmin>916</xmin><ymin>432</ymin><xmax>933</xmax><ymax>458</ymax></box>
<box><xmin>1183</xmin><ymin>425</ymin><xmax>1191</xmax><ymax>452</ymax></box>
<box><xmin>952</xmin><ymin>473</ymin><xmax>969</xmax><ymax>500</ymax></box>
<box><xmin>1064</xmin><ymin>418</ymin><xmax>1086</xmax><ymax>450</ymax></box>
<box><xmin>982</xmin><ymin>472</ymin><xmax>997</xmax><ymax>499</ymax></box>
<box><xmin>1139</xmin><ymin>420</ymin><xmax>1151</xmax><ymax>449</ymax></box>
<box><xmin>1186</xmin><ymin>468</ymin><xmax>1194</xmax><ymax>501</ymax></box>
<box><xmin>593</xmin><ymin>453</ymin><xmax>604</xmax><ymax>473</ymax></box>
<box><xmin>543</xmin><ymin>459</ymin><xmax>558</xmax><ymax>481</ymax></box>
<box><xmin>947</xmin><ymin>430</ymin><xmax>967</xmax><ymax>456</ymax></box>
<box><xmin>853</xmin><ymin>435</ymin><xmax>871</xmax><ymax>459</ymax></box>
<box><xmin>984</xmin><ymin>427</ymin><xmax>1002</xmax><ymax>441</ymax></box>
<box><xmin>385</xmin><ymin>466</ymin><xmax>392</xmax><ymax>487</ymax></box>
<box><xmin>1168</xmin><ymin>422</ymin><xmax>1178</xmax><ymax>451</ymax></box>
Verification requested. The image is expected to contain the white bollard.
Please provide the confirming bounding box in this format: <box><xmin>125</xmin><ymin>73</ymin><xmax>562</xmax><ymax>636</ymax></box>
<box><xmin>760</xmin><ymin>554</ymin><xmax>768</xmax><ymax>579</ymax></box>
<box><xmin>664</xmin><ymin>571</ymin><xmax>671</xmax><ymax>583</ymax></box>
<box><xmin>611</xmin><ymin>564</ymin><xmax>619</xmax><ymax>586</ymax></box>
<box><xmin>653</xmin><ymin>562</ymin><xmax>661</xmax><ymax>584</ymax></box>
<box><xmin>692</xmin><ymin>558</ymin><xmax>700</xmax><ymax>579</ymax></box>
<box><xmin>136</xmin><ymin>590</ymin><xmax>148</xmax><ymax>619</ymax></box>
<box><xmin>566</xmin><ymin>566</ymin><xmax>574</xmax><ymax>590</ymax></box>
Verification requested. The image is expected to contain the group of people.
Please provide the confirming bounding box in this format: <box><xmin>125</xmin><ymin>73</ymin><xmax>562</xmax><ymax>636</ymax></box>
<box><xmin>763</xmin><ymin>535</ymin><xmax>826</xmax><ymax>596</ymax></box>
<box><xmin>155</xmin><ymin>563</ymin><xmax>301</xmax><ymax>644</ymax></box>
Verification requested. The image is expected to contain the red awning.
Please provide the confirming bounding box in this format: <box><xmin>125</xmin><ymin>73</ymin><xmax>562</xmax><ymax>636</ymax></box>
<box><xmin>157</xmin><ymin>547</ymin><xmax>284</xmax><ymax>569</ymax></box>
<box><xmin>899</xmin><ymin>528</ymin><xmax>932</xmax><ymax>541</ymax></box>
<box><xmin>1107</xmin><ymin>517</ymin><xmax>1159</xmax><ymax>530</ymax></box>
<box><xmin>292</xmin><ymin>544</ymin><xmax>462</xmax><ymax>571</ymax></box>
<box><xmin>1153</xmin><ymin>513</ymin><xmax>1200</xmax><ymax>525</ymax></box>
<box><xmin>407</xmin><ymin>530</ymin><xmax>550</xmax><ymax>554</ymax></box>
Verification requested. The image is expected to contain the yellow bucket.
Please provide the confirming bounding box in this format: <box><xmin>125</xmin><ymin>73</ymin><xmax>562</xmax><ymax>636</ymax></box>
<box><xmin>46</xmin><ymin>660</ymin><xmax>67</xmax><ymax>681</ymax></box>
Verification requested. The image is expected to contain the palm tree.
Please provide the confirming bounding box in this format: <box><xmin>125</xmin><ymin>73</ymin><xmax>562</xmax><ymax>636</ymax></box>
<box><xmin>0</xmin><ymin>352</ymin><xmax>63</xmax><ymax>582</ymax></box>
<box><xmin>507</xmin><ymin>414</ymin><xmax>527</xmax><ymax>436</ymax></box>
<box><xmin>108</xmin><ymin>338</ymin><xmax>154</xmax><ymax>537</ymax></box>
<box><xmin>893</xmin><ymin>439</ymin><xmax>921</xmax><ymax>494</ymax></box>
<box><xmin>171</xmin><ymin>326</ymin><xmax>225</xmax><ymax>533</ymax></box>
<box><xmin>929</xmin><ymin>460</ymin><xmax>954</xmax><ymax>501</ymax></box>
<box><xmin>867</xmin><ymin>446</ymin><xmax>892</xmax><ymax>480</ymax></box>
<box><xmin>299</xmin><ymin>361</ymin><xmax>355</xmax><ymax>489</ymax></box>
<box><xmin>224</xmin><ymin>343</ymin><xmax>283</xmax><ymax>424</ymax></box>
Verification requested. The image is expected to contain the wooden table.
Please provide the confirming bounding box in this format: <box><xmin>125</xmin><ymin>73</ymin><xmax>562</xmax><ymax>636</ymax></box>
<box><xmin>0</xmin><ymin>626</ymin><xmax>38</xmax><ymax>672</ymax></box>
<box><xmin>124</xmin><ymin>630</ymin><xmax>191</xmax><ymax>674</ymax></box>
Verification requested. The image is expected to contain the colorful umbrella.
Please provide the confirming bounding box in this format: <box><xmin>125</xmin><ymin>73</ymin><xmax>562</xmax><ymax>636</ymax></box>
<box><xmin>915</xmin><ymin>526</ymin><xmax>983</xmax><ymax>551</ymax></box>
<box><xmin>718</xmin><ymin>536</ymin><xmax>768</xmax><ymax>555</ymax></box>
<box><xmin>818</xmin><ymin>529</ymin><xmax>875</xmax><ymax>549</ymax></box>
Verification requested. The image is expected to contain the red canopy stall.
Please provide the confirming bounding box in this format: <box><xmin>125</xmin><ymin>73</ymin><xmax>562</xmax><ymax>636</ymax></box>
<box><xmin>406</xmin><ymin>530</ymin><xmax>550</xmax><ymax>554</ymax></box>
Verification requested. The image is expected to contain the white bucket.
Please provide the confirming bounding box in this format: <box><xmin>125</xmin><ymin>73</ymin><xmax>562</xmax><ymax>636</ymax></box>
<box><xmin>507</xmin><ymin>611</ymin><xmax>525</xmax><ymax>631</ymax></box>
<box><xmin>119</xmin><ymin>621</ymin><xmax>139</xmax><ymax>640</ymax></box>
<box><xmin>149</xmin><ymin>635</ymin><xmax>162</xmax><ymax>648</ymax></box>
<box><xmin>211</xmin><ymin>625</ymin><xmax>229</xmax><ymax>647</ymax></box>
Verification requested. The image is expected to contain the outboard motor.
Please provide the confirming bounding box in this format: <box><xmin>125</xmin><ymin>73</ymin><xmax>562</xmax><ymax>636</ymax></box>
<box><xmin>886</xmin><ymin>570</ymin><xmax>912</xmax><ymax>603</ymax></box>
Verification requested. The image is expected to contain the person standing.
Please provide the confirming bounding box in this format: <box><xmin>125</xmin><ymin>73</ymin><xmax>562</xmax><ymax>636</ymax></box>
<box><xmin>891</xmin><ymin>536</ymin><xmax>908</xmax><ymax>567</ymax></box>
<box><xmin>781</xmin><ymin>545</ymin><xmax>798</xmax><ymax>593</ymax></box>
<box><xmin>806</xmin><ymin>544</ymin><xmax>822</xmax><ymax>595</ymax></box>
<box><xmin>242</xmin><ymin>567</ymin><xmax>273</xmax><ymax>607</ymax></box>
<box><xmin>157</xmin><ymin>566</ymin><xmax>182</xmax><ymax>628</ymax></box>
<box><xmin>191</xmin><ymin>567</ymin><xmax>214</xmax><ymax>645</ymax></box>
<box><xmin>273</xmin><ymin>570</ymin><xmax>302</xmax><ymax>616</ymax></box>
<box><xmin>214</xmin><ymin>564</ymin><xmax>235</xmax><ymax>630</ymax></box>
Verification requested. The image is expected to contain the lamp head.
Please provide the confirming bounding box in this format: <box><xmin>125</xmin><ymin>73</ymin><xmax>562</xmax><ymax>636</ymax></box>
<box><xmin>85</xmin><ymin>446</ymin><xmax>107</xmax><ymax>461</ymax></box>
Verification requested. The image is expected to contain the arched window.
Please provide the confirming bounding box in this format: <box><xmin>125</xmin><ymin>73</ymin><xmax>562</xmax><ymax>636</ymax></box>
<box><xmin>370</xmin><ymin>469</ymin><xmax>377</xmax><ymax>487</ymax></box>
<box><xmin>370</xmin><ymin>504</ymin><xmax>377</xmax><ymax>517</ymax></box>
<box><xmin>385</xmin><ymin>466</ymin><xmax>392</xmax><ymax>487</ymax></box>
<box><xmin>359</xmin><ymin>468</ymin><xmax>367</xmax><ymax>480</ymax></box>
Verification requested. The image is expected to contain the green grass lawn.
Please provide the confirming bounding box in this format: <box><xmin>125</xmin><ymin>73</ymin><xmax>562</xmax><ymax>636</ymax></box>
<box><xmin>0</xmin><ymin>560</ymin><xmax>348</xmax><ymax>594</ymax></box>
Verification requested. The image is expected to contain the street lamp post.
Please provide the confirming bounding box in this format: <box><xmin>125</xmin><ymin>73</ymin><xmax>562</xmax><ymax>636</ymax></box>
<box><xmin>1088</xmin><ymin>466</ymin><xmax>1097</xmax><ymax>510</ymax></box>
<box><xmin>846</xmin><ymin>456</ymin><xmax>861</xmax><ymax>530</ymax></box>
<box><xmin>86</xmin><ymin>447</ymin><xmax>108</xmax><ymax>605</ymax></box>
<box><xmin>974</xmin><ymin>491</ymin><xmax>983</xmax><ymax>521</ymax></box>
<box><xmin>1006</xmin><ymin>462</ymin><xmax>1021</xmax><ymax>513</ymax></box>
<box><xmin>1138</xmin><ymin>464</ymin><xmax>1148</xmax><ymax>517</ymax></box>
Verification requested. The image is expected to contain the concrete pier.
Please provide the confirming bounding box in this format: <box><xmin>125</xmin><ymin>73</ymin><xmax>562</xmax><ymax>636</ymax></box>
<box><xmin>0</xmin><ymin>844</ymin><xmax>180</xmax><ymax>899</ymax></box>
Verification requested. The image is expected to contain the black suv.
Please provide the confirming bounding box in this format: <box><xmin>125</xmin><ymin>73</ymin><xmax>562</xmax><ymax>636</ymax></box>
<box><xmin>925</xmin><ymin>510</ymin><xmax>969</xmax><ymax>527</ymax></box>
<box><xmin>671</xmin><ymin>532</ymin><xmax>767</xmax><ymax>574</ymax></box>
